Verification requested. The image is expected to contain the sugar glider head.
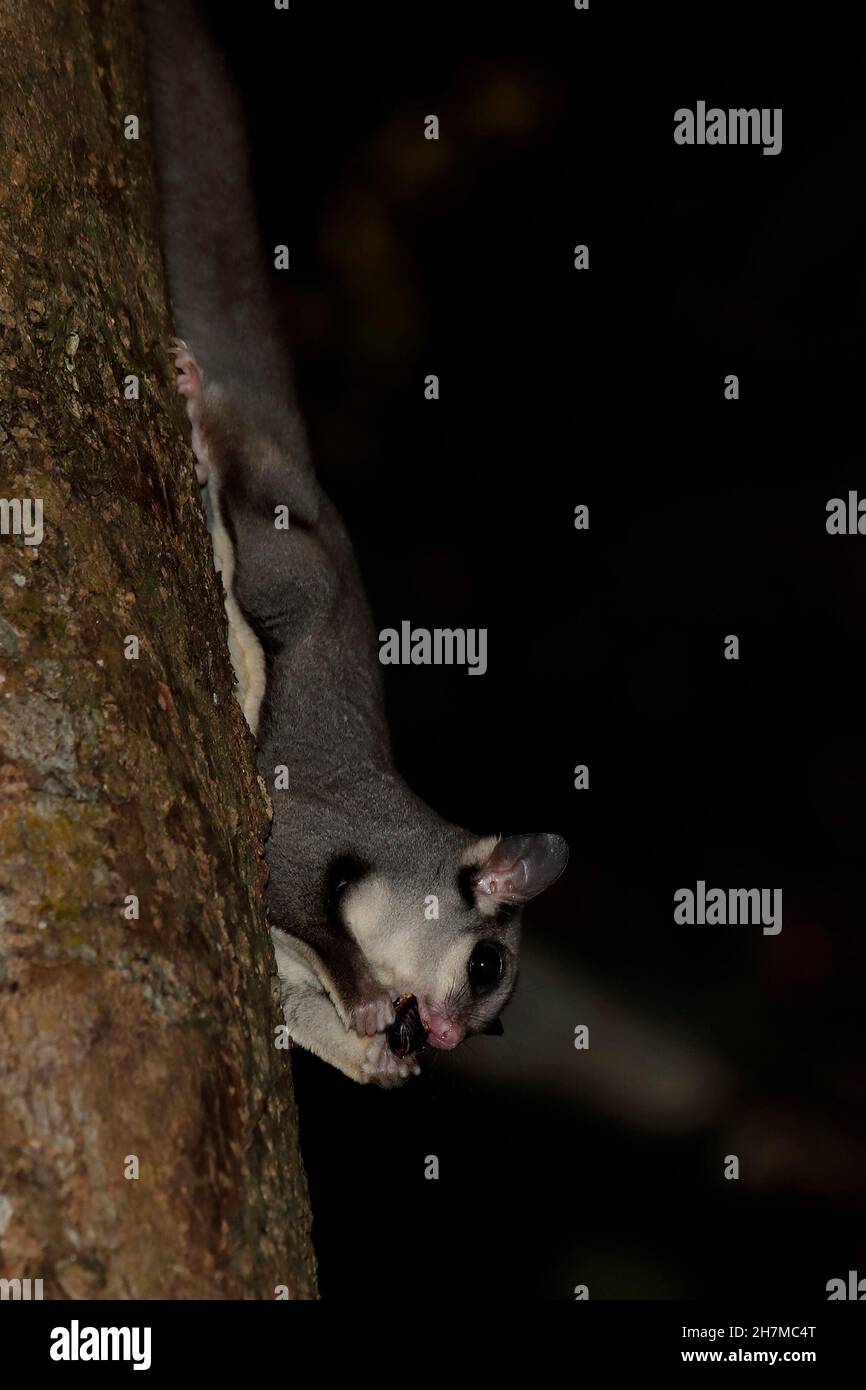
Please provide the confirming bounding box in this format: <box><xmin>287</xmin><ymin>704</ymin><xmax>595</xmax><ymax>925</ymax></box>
<box><xmin>337</xmin><ymin>832</ymin><xmax>569</xmax><ymax>1052</ymax></box>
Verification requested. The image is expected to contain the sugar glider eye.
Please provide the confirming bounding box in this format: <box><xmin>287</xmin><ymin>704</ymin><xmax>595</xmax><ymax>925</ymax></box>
<box><xmin>467</xmin><ymin>941</ymin><xmax>504</xmax><ymax>995</ymax></box>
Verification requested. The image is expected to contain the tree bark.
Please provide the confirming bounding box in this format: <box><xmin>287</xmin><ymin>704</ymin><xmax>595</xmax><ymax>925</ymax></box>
<box><xmin>0</xmin><ymin>0</ymin><xmax>316</xmax><ymax>1299</ymax></box>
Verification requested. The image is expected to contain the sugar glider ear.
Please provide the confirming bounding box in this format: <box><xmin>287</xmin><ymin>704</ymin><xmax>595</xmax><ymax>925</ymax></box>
<box><xmin>480</xmin><ymin>1016</ymin><xmax>504</xmax><ymax>1036</ymax></box>
<box><xmin>473</xmin><ymin>834</ymin><xmax>569</xmax><ymax>905</ymax></box>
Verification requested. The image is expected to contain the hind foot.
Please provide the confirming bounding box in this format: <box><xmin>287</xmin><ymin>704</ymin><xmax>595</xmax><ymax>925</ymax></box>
<box><xmin>171</xmin><ymin>338</ymin><xmax>211</xmax><ymax>482</ymax></box>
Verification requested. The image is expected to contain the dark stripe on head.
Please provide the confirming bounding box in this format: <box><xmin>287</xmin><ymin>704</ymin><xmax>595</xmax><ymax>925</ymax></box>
<box><xmin>324</xmin><ymin>852</ymin><xmax>371</xmax><ymax>917</ymax></box>
<box><xmin>456</xmin><ymin>864</ymin><xmax>477</xmax><ymax>911</ymax></box>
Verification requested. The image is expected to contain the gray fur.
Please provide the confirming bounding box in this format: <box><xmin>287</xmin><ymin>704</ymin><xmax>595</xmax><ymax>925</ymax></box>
<box><xmin>145</xmin><ymin>0</ymin><xmax>568</xmax><ymax>1085</ymax></box>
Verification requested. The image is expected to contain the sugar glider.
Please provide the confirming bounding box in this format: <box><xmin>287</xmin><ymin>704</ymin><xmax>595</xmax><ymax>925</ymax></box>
<box><xmin>144</xmin><ymin>0</ymin><xmax>568</xmax><ymax>1086</ymax></box>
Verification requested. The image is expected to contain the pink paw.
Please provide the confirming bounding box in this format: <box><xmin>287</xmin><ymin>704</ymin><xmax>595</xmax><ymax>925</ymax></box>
<box><xmin>171</xmin><ymin>338</ymin><xmax>201</xmax><ymax>399</ymax></box>
<box><xmin>350</xmin><ymin>992</ymin><xmax>395</xmax><ymax>1037</ymax></box>
<box><xmin>170</xmin><ymin>338</ymin><xmax>210</xmax><ymax>482</ymax></box>
<box><xmin>362</xmin><ymin>1035</ymin><xmax>420</xmax><ymax>1088</ymax></box>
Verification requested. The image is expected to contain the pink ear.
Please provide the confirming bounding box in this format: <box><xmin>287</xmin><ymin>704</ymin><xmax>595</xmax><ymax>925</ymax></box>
<box><xmin>473</xmin><ymin>834</ymin><xmax>569</xmax><ymax>904</ymax></box>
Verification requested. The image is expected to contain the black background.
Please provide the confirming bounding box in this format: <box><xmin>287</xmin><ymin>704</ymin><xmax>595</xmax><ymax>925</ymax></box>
<box><xmin>205</xmin><ymin>1</ymin><xmax>865</xmax><ymax>1299</ymax></box>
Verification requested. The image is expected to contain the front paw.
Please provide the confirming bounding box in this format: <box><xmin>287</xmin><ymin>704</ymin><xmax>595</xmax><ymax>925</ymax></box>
<box><xmin>350</xmin><ymin>991</ymin><xmax>395</xmax><ymax>1037</ymax></box>
<box><xmin>361</xmin><ymin>1035</ymin><xmax>420</xmax><ymax>1089</ymax></box>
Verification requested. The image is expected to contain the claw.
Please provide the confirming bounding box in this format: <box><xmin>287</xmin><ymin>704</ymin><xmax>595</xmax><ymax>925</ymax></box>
<box><xmin>350</xmin><ymin>993</ymin><xmax>395</xmax><ymax>1038</ymax></box>
<box><xmin>361</xmin><ymin>1034</ymin><xmax>420</xmax><ymax>1088</ymax></box>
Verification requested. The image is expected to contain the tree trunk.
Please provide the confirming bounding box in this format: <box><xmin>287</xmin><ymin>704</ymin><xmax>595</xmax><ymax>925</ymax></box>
<box><xmin>0</xmin><ymin>0</ymin><xmax>316</xmax><ymax>1299</ymax></box>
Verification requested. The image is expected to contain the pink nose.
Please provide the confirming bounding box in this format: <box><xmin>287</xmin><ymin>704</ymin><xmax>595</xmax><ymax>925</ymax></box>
<box><xmin>426</xmin><ymin>1026</ymin><xmax>462</xmax><ymax>1050</ymax></box>
<box><xmin>421</xmin><ymin>1007</ymin><xmax>464</xmax><ymax>1050</ymax></box>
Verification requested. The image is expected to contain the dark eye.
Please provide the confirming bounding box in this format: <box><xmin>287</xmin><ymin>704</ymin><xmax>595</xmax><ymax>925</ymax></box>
<box><xmin>467</xmin><ymin>941</ymin><xmax>504</xmax><ymax>995</ymax></box>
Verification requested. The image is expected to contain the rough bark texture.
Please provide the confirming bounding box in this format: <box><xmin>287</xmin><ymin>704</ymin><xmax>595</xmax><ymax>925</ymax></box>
<box><xmin>0</xmin><ymin>0</ymin><xmax>317</xmax><ymax>1298</ymax></box>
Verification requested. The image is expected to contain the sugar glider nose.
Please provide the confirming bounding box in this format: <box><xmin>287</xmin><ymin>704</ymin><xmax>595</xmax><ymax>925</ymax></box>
<box><xmin>420</xmin><ymin>1005</ymin><xmax>465</xmax><ymax>1050</ymax></box>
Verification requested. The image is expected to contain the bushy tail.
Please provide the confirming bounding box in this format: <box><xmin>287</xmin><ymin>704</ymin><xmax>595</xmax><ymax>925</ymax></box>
<box><xmin>142</xmin><ymin>0</ymin><xmax>313</xmax><ymax>498</ymax></box>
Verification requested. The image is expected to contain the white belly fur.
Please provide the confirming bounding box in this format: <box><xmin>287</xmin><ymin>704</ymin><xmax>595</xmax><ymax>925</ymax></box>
<box><xmin>205</xmin><ymin>478</ymin><xmax>267</xmax><ymax>736</ymax></box>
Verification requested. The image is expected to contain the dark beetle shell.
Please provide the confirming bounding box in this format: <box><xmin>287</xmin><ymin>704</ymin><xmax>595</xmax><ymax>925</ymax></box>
<box><xmin>386</xmin><ymin>994</ymin><xmax>426</xmax><ymax>1057</ymax></box>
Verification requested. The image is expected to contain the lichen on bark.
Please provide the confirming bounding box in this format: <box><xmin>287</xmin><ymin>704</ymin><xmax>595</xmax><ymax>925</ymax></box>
<box><xmin>0</xmin><ymin>0</ymin><xmax>316</xmax><ymax>1298</ymax></box>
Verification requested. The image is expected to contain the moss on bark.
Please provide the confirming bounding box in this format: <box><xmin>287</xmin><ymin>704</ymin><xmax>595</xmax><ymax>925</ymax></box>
<box><xmin>0</xmin><ymin>0</ymin><xmax>316</xmax><ymax>1298</ymax></box>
